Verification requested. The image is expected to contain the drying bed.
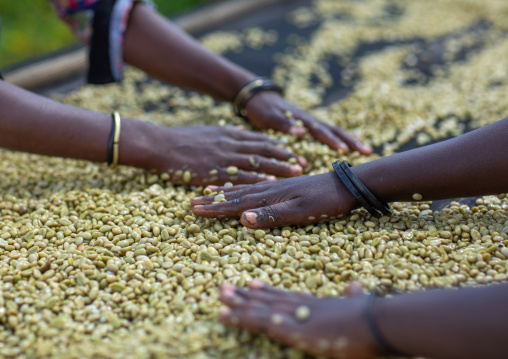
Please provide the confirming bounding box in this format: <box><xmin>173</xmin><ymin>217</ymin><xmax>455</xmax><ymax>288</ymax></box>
<box><xmin>2</xmin><ymin>0</ymin><xmax>508</xmax><ymax>357</ymax></box>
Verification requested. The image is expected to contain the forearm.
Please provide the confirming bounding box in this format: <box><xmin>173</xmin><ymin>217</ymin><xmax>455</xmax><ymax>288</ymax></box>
<box><xmin>0</xmin><ymin>81</ymin><xmax>155</xmax><ymax>169</ymax></box>
<box><xmin>376</xmin><ymin>283</ymin><xmax>508</xmax><ymax>359</ymax></box>
<box><xmin>123</xmin><ymin>4</ymin><xmax>255</xmax><ymax>102</ymax></box>
<box><xmin>354</xmin><ymin>118</ymin><xmax>508</xmax><ymax>202</ymax></box>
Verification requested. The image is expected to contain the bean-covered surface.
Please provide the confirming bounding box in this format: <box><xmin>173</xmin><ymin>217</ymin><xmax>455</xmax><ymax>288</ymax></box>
<box><xmin>3</xmin><ymin>0</ymin><xmax>508</xmax><ymax>357</ymax></box>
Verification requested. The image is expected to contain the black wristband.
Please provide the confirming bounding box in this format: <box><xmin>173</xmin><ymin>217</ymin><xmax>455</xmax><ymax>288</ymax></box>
<box><xmin>332</xmin><ymin>161</ymin><xmax>382</xmax><ymax>217</ymax></box>
<box><xmin>232</xmin><ymin>77</ymin><xmax>283</xmax><ymax>118</ymax></box>
<box><xmin>339</xmin><ymin>161</ymin><xmax>392</xmax><ymax>216</ymax></box>
<box><xmin>364</xmin><ymin>295</ymin><xmax>405</xmax><ymax>356</ymax></box>
<box><xmin>106</xmin><ymin>114</ymin><xmax>116</xmax><ymax>166</ymax></box>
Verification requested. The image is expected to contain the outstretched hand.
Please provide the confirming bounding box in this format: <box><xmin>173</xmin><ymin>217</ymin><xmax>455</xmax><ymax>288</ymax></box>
<box><xmin>219</xmin><ymin>280</ymin><xmax>381</xmax><ymax>359</ymax></box>
<box><xmin>245</xmin><ymin>92</ymin><xmax>373</xmax><ymax>155</ymax></box>
<box><xmin>150</xmin><ymin>125</ymin><xmax>306</xmax><ymax>186</ymax></box>
<box><xmin>192</xmin><ymin>172</ymin><xmax>358</xmax><ymax>228</ymax></box>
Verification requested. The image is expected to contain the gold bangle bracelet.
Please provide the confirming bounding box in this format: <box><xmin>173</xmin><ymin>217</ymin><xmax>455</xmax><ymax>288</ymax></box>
<box><xmin>111</xmin><ymin>111</ymin><xmax>122</xmax><ymax>167</ymax></box>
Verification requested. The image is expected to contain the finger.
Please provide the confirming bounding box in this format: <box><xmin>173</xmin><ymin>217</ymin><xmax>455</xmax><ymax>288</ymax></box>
<box><xmin>191</xmin><ymin>181</ymin><xmax>276</xmax><ymax>206</ymax></box>
<box><xmin>218</xmin><ymin>285</ymin><xmax>271</xmax><ymax>331</ymax></box>
<box><xmin>191</xmin><ymin>187</ymin><xmax>245</xmax><ymax>206</ymax></box>
<box><xmin>228</xmin><ymin>127</ymin><xmax>281</xmax><ymax>145</ymax></box>
<box><xmin>267</xmin><ymin>111</ymin><xmax>307</xmax><ymax>137</ymax></box>
<box><xmin>235</xmin><ymin>286</ymin><xmax>277</xmax><ymax>305</ymax></box>
<box><xmin>192</xmin><ymin>193</ymin><xmax>269</xmax><ymax>218</ymax></box>
<box><xmin>220</xmin><ymin>283</ymin><xmax>249</xmax><ymax>308</ymax></box>
<box><xmin>210</xmin><ymin>169</ymin><xmax>277</xmax><ymax>186</ymax></box>
<box><xmin>207</xmin><ymin>181</ymin><xmax>277</xmax><ymax>195</ymax></box>
<box><xmin>190</xmin><ymin>196</ymin><xmax>216</xmax><ymax>206</ymax></box>
<box><xmin>207</xmin><ymin>184</ymin><xmax>250</xmax><ymax>193</ymax></box>
<box><xmin>240</xmin><ymin>199</ymin><xmax>304</xmax><ymax>229</ymax></box>
<box><xmin>247</xmin><ymin>280</ymin><xmax>288</xmax><ymax>295</ymax></box>
<box><xmin>233</xmin><ymin>290</ymin><xmax>310</xmax><ymax>327</ymax></box>
<box><xmin>191</xmin><ymin>185</ymin><xmax>250</xmax><ymax>206</ymax></box>
<box><xmin>233</xmin><ymin>155</ymin><xmax>302</xmax><ymax>178</ymax></box>
<box><xmin>248</xmin><ymin>280</ymin><xmax>311</xmax><ymax>298</ymax></box>
<box><xmin>193</xmin><ymin>180</ymin><xmax>279</xmax><ymax>210</ymax></box>
<box><xmin>238</xmin><ymin>283</ymin><xmax>310</xmax><ymax>306</ymax></box>
<box><xmin>236</xmin><ymin>141</ymin><xmax>304</xmax><ymax>164</ymax></box>
<box><xmin>305</xmin><ymin>122</ymin><xmax>349</xmax><ymax>152</ymax></box>
<box><xmin>219</xmin><ymin>307</ymin><xmax>239</xmax><ymax>326</ymax></box>
<box><xmin>329</xmin><ymin>126</ymin><xmax>373</xmax><ymax>155</ymax></box>
<box><xmin>346</xmin><ymin>282</ymin><xmax>365</xmax><ymax>297</ymax></box>
<box><xmin>219</xmin><ymin>284</ymin><xmax>300</xmax><ymax>341</ymax></box>
<box><xmin>219</xmin><ymin>302</ymin><xmax>271</xmax><ymax>333</ymax></box>
<box><xmin>220</xmin><ymin>290</ymin><xmax>298</xmax><ymax>340</ymax></box>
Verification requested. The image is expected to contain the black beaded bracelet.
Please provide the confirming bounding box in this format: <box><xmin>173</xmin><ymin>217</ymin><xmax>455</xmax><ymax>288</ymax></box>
<box><xmin>332</xmin><ymin>161</ymin><xmax>382</xmax><ymax>217</ymax></box>
<box><xmin>364</xmin><ymin>295</ymin><xmax>405</xmax><ymax>356</ymax></box>
<box><xmin>338</xmin><ymin>161</ymin><xmax>392</xmax><ymax>216</ymax></box>
<box><xmin>232</xmin><ymin>77</ymin><xmax>283</xmax><ymax>118</ymax></box>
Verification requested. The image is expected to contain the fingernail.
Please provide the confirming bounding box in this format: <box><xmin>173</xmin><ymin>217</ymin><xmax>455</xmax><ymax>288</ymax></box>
<box><xmin>244</xmin><ymin>211</ymin><xmax>258</xmax><ymax>225</ymax></box>
<box><xmin>249</xmin><ymin>280</ymin><xmax>264</xmax><ymax>289</ymax></box>
<box><xmin>193</xmin><ymin>205</ymin><xmax>203</xmax><ymax>209</ymax></box>
<box><xmin>219</xmin><ymin>308</ymin><xmax>232</xmax><ymax>317</ymax></box>
<box><xmin>235</xmin><ymin>125</ymin><xmax>245</xmax><ymax>131</ymax></box>
<box><xmin>220</xmin><ymin>282</ymin><xmax>233</xmax><ymax>290</ymax></box>
<box><xmin>297</xmin><ymin>156</ymin><xmax>308</xmax><ymax>167</ymax></box>
<box><xmin>222</xmin><ymin>288</ymin><xmax>235</xmax><ymax>298</ymax></box>
<box><xmin>290</xmin><ymin>165</ymin><xmax>302</xmax><ymax>174</ymax></box>
<box><xmin>207</xmin><ymin>185</ymin><xmax>218</xmax><ymax>190</ymax></box>
<box><xmin>220</xmin><ymin>283</ymin><xmax>235</xmax><ymax>295</ymax></box>
<box><xmin>193</xmin><ymin>197</ymin><xmax>203</xmax><ymax>201</ymax></box>
<box><xmin>338</xmin><ymin>144</ymin><xmax>349</xmax><ymax>154</ymax></box>
<box><xmin>266</xmin><ymin>175</ymin><xmax>277</xmax><ymax>181</ymax></box>
<box><xmin>289</xmin><ymin>127</ymin><xmax>306</xmax><ymax>136</ymax></box>
<box><xmin>361</xmin><ymin>144</ymin><xmax>373</xmax><ymax>154</ymax></box>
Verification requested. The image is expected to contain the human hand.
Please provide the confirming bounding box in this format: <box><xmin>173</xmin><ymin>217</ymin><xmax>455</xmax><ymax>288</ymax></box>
<box><xmin>245</xmin><ymin>92</ymin><xmax>373</xmax><ymax>155</ymax></box>
<box><xmin>148</xmin><ymin>125</ymin><xmax>306</xmax><ymax>186</ymax></box>
<box><xmin>192</xmin><ymin>172</ymin><xmax>358</xmax><ymax>228</ymax></box>
<box><xmin>219</xmin><ymin>280</ymin><xmax>381</xmax><ymax>359</ymax></box>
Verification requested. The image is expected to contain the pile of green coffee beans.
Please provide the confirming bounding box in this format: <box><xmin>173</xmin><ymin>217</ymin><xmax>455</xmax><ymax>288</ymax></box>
<box><xmin>2</xmin><ymin>0</ymin><xmax>508</xmax><ymax>357</ymax></box>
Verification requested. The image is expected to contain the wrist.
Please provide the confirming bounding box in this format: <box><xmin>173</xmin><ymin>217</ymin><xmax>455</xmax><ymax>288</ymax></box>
<box><xmin>118</xmin><ymin>118</ymin><xmax>160</xmax><ymax>170</ymax></box>
<box><xmin>350</xmin><ymin>161</ymin><xmax>394</xmax><ymax>206</ymax></box>
<box><xmin>374</xmin><ymin>295</ymin><xmax>411</xmax><ymax>357</ymax></box>
<box><xmin>228</xmin><ymin>72</ymin><xmax>257</xmax><ymax>100</ymax></box>
<box><xmin>326</xmin><ymin>171</ymin><xmax>360</xmax><ymax>214</ymax></box>
<box><xmin>232</xmin><ymin>77</ymin><xmax>283</xmax><ymax>117</ymax></box>
<box><xmin>364</xmin><ymin>295</ymin><xmax>405</xmax><ymax>356</ymax></box>
<box><xmin>209</xmin><ymin>67</ymin><xmax>256</xmax><ymax>102</ymax></box>
<box><xmin>334</xmin><ymin>161</ymin><xmax>392</xmax><ymax>217</ymax></box>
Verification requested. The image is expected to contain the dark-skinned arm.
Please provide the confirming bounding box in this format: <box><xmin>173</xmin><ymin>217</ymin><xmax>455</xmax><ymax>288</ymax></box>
<box><xmin>122</xmin><ymin>3</ymin><xmax>372</xmax><ymax>154</ymax></box>
<box><xmin>376</xmin><ymin>282</ymin><xmax>508</xmax><ymax>359</ymax></box>
<box><xmin>0</xmin><ymin>80</ymin><xmax>152</xmax><ymax>169</ymax></box>
<box><xmin>0</xmin><ymin>80</ymin><xmax>305</xmax><ymax>185</ymax></box>
<box><xmin>192</xmin><ymin>117</ymin><xmax>508</xmax><ymax>227</ymax></box>
<box><xmin>123</xmin><ymin>2</ymin><xmax>253</xmax><ymax>102</ymax></box>
<box><xmin>218</xmin><ymin>280</ymin><xmax>508</xmax><ymax>359</ymax></box>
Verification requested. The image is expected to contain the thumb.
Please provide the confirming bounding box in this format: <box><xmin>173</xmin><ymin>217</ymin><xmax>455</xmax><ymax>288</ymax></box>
<box><xmin>240</xmin><ymin>199</ymin><xmax>300</xmax><ymax>229</ymax></box>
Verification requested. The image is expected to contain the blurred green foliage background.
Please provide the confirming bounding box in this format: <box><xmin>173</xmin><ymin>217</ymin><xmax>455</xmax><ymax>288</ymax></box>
<box><xmin>0</xmin><ymin>0</ymin><xmax>207</xmax><ymax>69</ymax></box>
